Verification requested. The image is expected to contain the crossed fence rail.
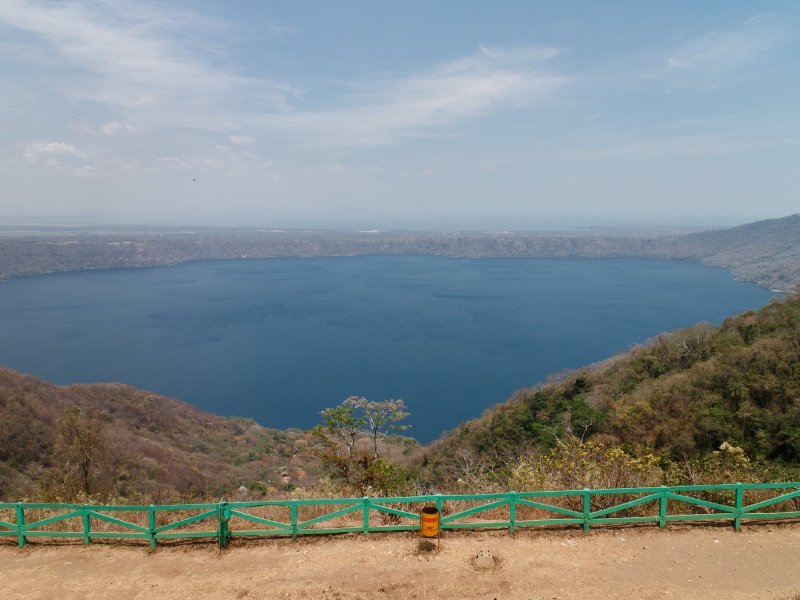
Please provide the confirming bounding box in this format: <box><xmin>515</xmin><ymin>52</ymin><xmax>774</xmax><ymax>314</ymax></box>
<box><xmin>2</xmin><ymin>482</ymin><xmax>799</xmax><ymax>550</ymax></box>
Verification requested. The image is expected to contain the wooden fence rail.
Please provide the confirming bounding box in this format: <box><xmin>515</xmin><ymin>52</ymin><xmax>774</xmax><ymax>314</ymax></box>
<box><xmin>2</xmin><ymin>482</ymin><xmax>799</xmax><ymax>549</ymax></box>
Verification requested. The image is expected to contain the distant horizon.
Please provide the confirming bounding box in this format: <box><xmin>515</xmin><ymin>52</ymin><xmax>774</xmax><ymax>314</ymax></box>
<box><xmin>2</xmin><ymin>2</ymin><xmax>798</xmax><ymax>227</ymax></box>
<box><xmin>0</xmin><ymin>212</ymin><xmax>791</xmax><ymax>236</ymax></box>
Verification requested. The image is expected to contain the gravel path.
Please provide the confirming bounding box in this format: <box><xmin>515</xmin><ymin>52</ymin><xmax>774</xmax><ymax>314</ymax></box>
<box><xmin>2</xmin><ymin>524</ymin><xmax>799</xmax><ymax>599</ymax></box>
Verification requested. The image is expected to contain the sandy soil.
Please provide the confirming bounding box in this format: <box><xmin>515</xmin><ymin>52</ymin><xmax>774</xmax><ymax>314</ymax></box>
<box><xmin>2</xmin><ymin>524</ymin><xmax>799</xmax><ymax>600</ymax></box>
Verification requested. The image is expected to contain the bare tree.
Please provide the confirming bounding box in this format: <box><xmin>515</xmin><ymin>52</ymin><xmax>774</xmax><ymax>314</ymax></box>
<box><xmin>54</xmin><ymin>405</ymin><xmax>106</xmax><ymax>496</ymax></box>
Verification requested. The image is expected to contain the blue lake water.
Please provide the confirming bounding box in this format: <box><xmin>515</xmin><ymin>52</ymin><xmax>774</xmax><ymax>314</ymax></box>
<box><xmin>0</xmin><ymin>256</ymin><xmax>774</xmax><ymax>441</ymax></box>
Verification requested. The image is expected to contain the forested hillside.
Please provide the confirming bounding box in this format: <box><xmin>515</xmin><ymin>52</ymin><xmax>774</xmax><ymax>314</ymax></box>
<box><xmin>2</xmin><ymin>296</ymin><xmax>798</xmax><ymax>501</ymax></box>
<box><xmin>0</xmin><ymin>370</ymin><xmax>420</xmax><ymax>501</ymax></box>
<box><xmin>425</xmin><ymin>293</ymin><xmax>800</xmax><ymax>484</ymax></box>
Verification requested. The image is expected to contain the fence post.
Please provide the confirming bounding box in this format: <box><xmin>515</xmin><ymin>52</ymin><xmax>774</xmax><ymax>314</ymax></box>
<box><xmin>16</xmin><ymin>502</ymin><xmax>26</xmax><ymax>549</ymax></box>
<box><xmin>734</xmin><ymin>482</ymin><xmax>743</xmax><ymax>531</ymax></box>
<box><xmin>659</xmin><ymin>486</ymin><xmax>668</xmax><ymax>529</ymax></box>
<box><xmin>148</xmin><ymin>505</ymin><xmax>157</xmax><ymax>550</ymax></box>
<box><xmin>435</xmin><ymin>494</ymin><xmax>443</xmax><ymax>532</ymax></box>
<box><xmin>362</xmin><ymin>497</ymin><xmax>370</xmax><ymax>534</ymax></box>
<box><xmin>582</xmin><ymin>489</ymin><xmax>591</xmax><ymax>532</ymax></box>
<box><xmin>290</xmin><ymin>502</ymin><xmax>298</xmax><ymax>540</ymax></box>
<box><xmin>218</xmin><ymin>497</ymin><xmax>230</xmax><ymax>549</ymax></box>
<box><xmin>82</xmin><ymin>504</ymin><xmax>91</xmax><ymax>545</ymax></box>
<box><xmin>509</xmin><ymin>492</ymin><xmax>517</xmax><ymax>535</ymax></box>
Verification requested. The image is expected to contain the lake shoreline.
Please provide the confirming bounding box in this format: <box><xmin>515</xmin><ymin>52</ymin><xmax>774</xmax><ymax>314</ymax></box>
<box><xmin>2</xmin><ymin>215</ymin><xmax>798</xmax><ymax>291</ymax></box>
<box><xmin>0</xmin><ymin>255</ymin><xmax>775</xmax><ymax>442</ymax></box>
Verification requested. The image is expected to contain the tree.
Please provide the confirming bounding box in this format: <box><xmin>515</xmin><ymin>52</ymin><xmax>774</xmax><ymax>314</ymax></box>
<box><xmin>311</xmin><ymin>399</ymin><xmax>366</xmax><ymax>483</ymax></box>
<box><xmin>311</xmin><ymin>396</ymin><xmax>411</xmax><ymax>495</ymax></box>
<box><xmin>54</xmin><ymin>405</ymin><xmax>106</xmax><ymax>496</ymax></box>
<box><xmin>346</xmin><ymin>396</ymin><xmax>410</xmax><ymax>458</ymax></box>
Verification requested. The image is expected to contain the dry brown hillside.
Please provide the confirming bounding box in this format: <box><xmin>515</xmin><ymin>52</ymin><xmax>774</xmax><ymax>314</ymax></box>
<box><xmin>0</xmin><ymin>368</ymin><xmax>419</xmax><ymax>502</ymax></box>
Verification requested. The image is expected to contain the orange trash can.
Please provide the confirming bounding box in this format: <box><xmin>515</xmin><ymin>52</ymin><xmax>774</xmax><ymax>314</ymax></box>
<box><xmin>420</xmin><ymin>506</ymin><xmax>440</xmax><ymax>538</ymax></box>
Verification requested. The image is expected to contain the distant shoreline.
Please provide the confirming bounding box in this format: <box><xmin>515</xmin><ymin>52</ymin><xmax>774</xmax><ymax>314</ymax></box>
<box><xmin>0</xmin><ymin>252</ymin><xmax>788</xmax><ymax>294</ymax></box>
<box><xmin>0</xmin><ymin>254</ymin><xmax>774</xmax><ymax>442</ymax></box>
<box><xmin>0</xmin><ymin>215</ymin><xmax>798</xmax><ymax>291</ymax></box>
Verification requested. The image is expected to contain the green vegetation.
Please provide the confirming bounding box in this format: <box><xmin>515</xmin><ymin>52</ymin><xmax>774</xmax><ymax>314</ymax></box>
<box><xmin>0</xmin><ymin>369</ymin><xmax>423</xmax><ymax>502</ymax></box>
<box><xmin>2</xmin><ymin>293</ymin><xmax>798</xmax><ymax>504</ymax></box>
<box><xmin>311</xmin><ymin>396</ymin><xmax>413</xmax><ymax>496</ymax></box>
<box><xmin>0</xmin><ymin>369</ymin><xmax>421</xmax><ymax>502</ymax></box>
<box><xmin>423</xmin><ymin>293</ymin><xmax>800</xmax><ymax>489</ymax></box>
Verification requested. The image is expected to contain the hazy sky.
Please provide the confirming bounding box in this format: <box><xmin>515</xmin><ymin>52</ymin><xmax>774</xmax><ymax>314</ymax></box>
<box><xmin>2</xmin><ymin>1</ymin><xmax>799</xmax><ymax>229</ymax></box>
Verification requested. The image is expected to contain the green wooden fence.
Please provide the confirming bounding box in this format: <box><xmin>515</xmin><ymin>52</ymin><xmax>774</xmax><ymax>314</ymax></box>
<box><xmin>2</xmin><ymin>482</ymin><xmax>799</xmax><ymax>549</ymax></box>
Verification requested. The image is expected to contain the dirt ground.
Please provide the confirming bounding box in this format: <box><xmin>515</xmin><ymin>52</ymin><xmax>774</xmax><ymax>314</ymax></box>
<box><xmin>2</xmin><ymin>524</ymin><xmax>799</xmax><ymax>600</ymax></box>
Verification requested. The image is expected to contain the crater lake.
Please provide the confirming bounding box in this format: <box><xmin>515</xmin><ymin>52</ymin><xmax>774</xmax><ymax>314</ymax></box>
<box><xmin>0</xmin><ymin>255</ymin><xmax>775</xmax><ymax>441</ymax></box>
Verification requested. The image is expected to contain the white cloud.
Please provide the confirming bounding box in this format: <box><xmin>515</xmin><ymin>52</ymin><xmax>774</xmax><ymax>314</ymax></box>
<box><xmin>100</xmin><ymin>120</ymin><xmax>137</xmax><ymax>135</ymax></box>
<box><xmin>71</xmin><ymin>164</ymin><xmax>100</xmax><ymax>178</ymax></box>
<box><xmin>155</xmin><ymin>145</ymin><xmax>272</xmax><ymax>177</ymax></box>
<box><xmin>519</xmin><ymin>117</ymin><xmax>799</xmax><ymax>163</ymax></box>
<box><xmin>0</xmin><ymin>2</ymin><xmax>566</xmax><ymax>151</ymax></box>
<box><xmin>157</xmin><ymin>157</ymin><xmax>188</xmax><ymax>170</ymax></box>
<box><xmin>257</xmin><ymin>45</ymin><xmax>567</xmax><ymax>147</ymax></box>
<box><xmin>655</xmin><ymin>16</ymin><xmax>782</xmax><ymax>87</ymax></box>
<box><xmin>24</xmin><ymin>141</ymin><xmax>83</xmax><ymax>162</ymax></box>
<box><xmin>478</xmin><ymin>45</ymin><xmax>559</xmax><ymax>63</ymax></box>
<box><xmin>0</xmin><ymin>0</ymin><xmax>298</xmax><ymax>129</ymax></box>
<box><xmin>69</xmin><ymin>121</ymin><xmax>97</xmax><ymax>136</ymax></box>
<box><xmin>229</xmin><ymin>134</ymin><xmax>256</xmax><ymax>145</ymax></box>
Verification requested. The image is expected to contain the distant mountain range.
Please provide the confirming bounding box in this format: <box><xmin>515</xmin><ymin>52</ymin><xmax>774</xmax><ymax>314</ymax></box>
<box><xmin>1</xmin><ymin>214</ymin><xmax>798</xmax><ymax>290</ymax></box>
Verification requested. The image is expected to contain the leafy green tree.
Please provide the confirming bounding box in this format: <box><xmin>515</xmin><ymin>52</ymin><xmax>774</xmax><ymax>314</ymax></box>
<box><xmin>346</xmin><ymin>396</ymin><xmax>410</xmax><ymax>458</ymax></box>
<box><xmin>311</xmin><ymin>396</ymin><xmax>411</xmax><ymax>494</ymax></box>
<box><xmin>311</xmin><ymin>398</ymin><xmax>366</xmax><ymax>483</ymax></box>
<box><xmin>318</xmin><ymin>400</ymin><xmax>365</xmax><ymax>461</ymax></box>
